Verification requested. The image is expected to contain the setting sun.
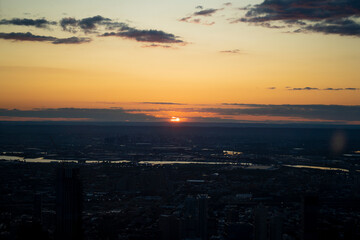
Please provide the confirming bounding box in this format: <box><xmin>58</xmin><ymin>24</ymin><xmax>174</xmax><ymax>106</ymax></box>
<box><xmin>170</xmin><ymin>117</ymin><xmax>180</xmax><ymax>122</ymax></box>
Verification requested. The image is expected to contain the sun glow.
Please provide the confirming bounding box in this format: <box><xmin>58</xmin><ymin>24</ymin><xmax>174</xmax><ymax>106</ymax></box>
<box><xmin>170</xmin><ymin>117</ymin><xmax>180</xmax><ymax>122</ymax></box>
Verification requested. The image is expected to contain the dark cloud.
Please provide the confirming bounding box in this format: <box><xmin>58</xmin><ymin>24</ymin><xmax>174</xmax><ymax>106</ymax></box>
<box><xmin>60</xmin><ymin>15</ymin><xmax>111</xmax><ymax>33</ymax></box>
<box><xmin>0</xmin><ymin>15</ymin><xmax>185</xmax><ymax>46</ymax></box>
<box><xmin>0</xmin><ymin>32</ymin><xmax>91</xmax><ymax>44</ymax></box>
<box><xmin>196</xmin><ymin>6</ymin><xmax>203</xmax><ymax>10</ymax></box>
<box><xmin>1</xmin><ymin>105</ymin><xmax>359</xmax><ymax>123</ymax></box>
<box><xmin>289</xmin><ymin>87</ymin><xmax>359</xmax><ymax>91</ymax></box>
<box><xmin>235</xmin><ymin>0</ymin><xmax>360</xmax><ymax>37</ymax></box>
<box><xmin>302</xmin><ymin>18</ymin><xmax>360</xmax><ymax>36</ymax></box>
<box><xmin>0</xmin><ymin>18</ymin><xmax>56</xmax><ymax>28</ymax></box>
<box><xmin>0</xmin><ymin>108</ymin><xmax>159</xmax><ymax>122</ymax></box>
<box><xmin>323</xmin><ymin>88</ymin><xmax>344</xmax><ymax>91</ymax></box>
<box><xmin>213</xmin><ymin>104</ymin><xmax>360</xmax><ymax>122</ymax></box>
<box><xmin>101</xmin><ymin>28</ymin><xmax>184</xmax><ymax>44</ymax></box>
<box><xmin>224</xmin><ymin>3</ymin><xmax>232</xmax><ymax>7</ymax></box>
<box><xmin>0</xmin><ymin>32</ymin><xmax>56</xmax><ymax>42</ymax></box>
<box><xmin>242</xmin><ymin>0</ymin><xmax>360</xmax><ymax>22</ymax></box>
<box><xmin>267</xmin><ymin>87</ymin><xmax>276</xmax><ymax>90</ymax></box>
<box><xmin>291</xmin><ymin>87</ymin><xmax>319</xmax><ymax>90</ymax></box>
<box><xmin>141</xmin><ymin>102</ymin><xmax>186</xmax><ymax>105</ymax></box>
<box><xmin>179</xmin><ymin>17</ymin><xmax>192</xmax><ymax>22</ymax></box>
<box><xmin>79</xmin><ymin>15</ymin><xmax>111</xmax><ymax>32</ymax></box>
<box><xmin>60</xmin><ymin>17</ymin><xmax>78</xmax><ymax>32</ymax></box>
<box><xmin>220</xmin><ymin>49</ymin><xmax>241</xmax><ymax>54</ymax></box>
<box><xmin>52</xmin><ymin>36</ymin><xmax>91</xmax><ymax>44</ymax></box>
<box><xmin>194</xmin><ymin>8</ymin><xmax>221</xmax><ymax>17</ymax></box>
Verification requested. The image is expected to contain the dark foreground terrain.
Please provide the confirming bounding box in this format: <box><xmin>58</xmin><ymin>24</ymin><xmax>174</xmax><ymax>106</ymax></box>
<box><xmin>1</xmin><ymin>123</ymin><xmax>360</xmax><ymax>240</ymax></box>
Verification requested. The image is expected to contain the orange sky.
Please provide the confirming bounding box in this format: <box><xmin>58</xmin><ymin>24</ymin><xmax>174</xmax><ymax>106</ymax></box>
<box><xmin>0</xmin><ymin>0</ymin><xmax>359</xmax><ymax>123</ymax></box>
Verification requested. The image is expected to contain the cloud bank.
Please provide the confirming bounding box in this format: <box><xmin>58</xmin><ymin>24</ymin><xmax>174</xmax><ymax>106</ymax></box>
<box><xmin>141</xmin><ymin>102</ymin><xmax>186</xmax><ymax>105</ymax></box>
<box><xmin>0</xmin><ymin>32</ymin><xmax>91</xmax><ymax>44</ymax></box>
<box><xmin>235</xmin><ymin>0</ymin><xmax>360</xmax><ymax>37</ymax></box>
<box><xmin>0</xmin><ymin>15</ymin><xmax>185</xmax><ymax>47</ymax></box>
<box><xmin>0</xmin><ymin>108</ymin><xmax>158</xmax><ymax>122</ymax></box>
<box><xmin>218</xmin><ymin>104</ymin><xmax>360</xmax><ymax>122</ymax></box>
<box><xmin>1</xmin><ymin>104</ymin><xmax>359</xmax><ymax>123</ymax></box>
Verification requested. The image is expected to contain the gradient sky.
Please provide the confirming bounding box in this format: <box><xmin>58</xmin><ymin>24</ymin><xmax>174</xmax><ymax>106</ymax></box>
<box><xmin>0</xmin><ymin>0</ymin><xmax>359</xmax><ymax>123</ymax></box>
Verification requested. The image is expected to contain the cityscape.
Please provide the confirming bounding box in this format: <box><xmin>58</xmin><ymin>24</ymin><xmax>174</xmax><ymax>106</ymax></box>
<box><xmin>0</xmin><ymin>123</ymin><xmax>360</xmax><ymax>239</ymax></box>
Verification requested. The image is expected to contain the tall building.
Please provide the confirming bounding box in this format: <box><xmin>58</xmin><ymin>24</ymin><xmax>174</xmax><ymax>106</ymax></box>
<box><xmin>254</xmin><ymin>204</ymin><xmax>268</xmax><ymax>240</ymax></box>
<box><xmin>182</xmin><ymin>196</ymin><xmax>199</xmax><ymax>239</ymax></box>
<box><xmin>269</xmin><ymin>215</ymin><xmax>282</xmax><ymax>240</ymax></box>
<box><xmin>33</xmin><ymin>193</ymin><xmax>42</xmax><ymax>222</ymax></box>
<box><xmin>302</xmin><ymin>194</ymin><xmax>319</xmax><ymax>240</ymax></box>
<box><xmin>198</xmin><ymin>194</ymin><xmax>209</xmax><ymax>240</ymax></box>
<box><xmin>182</xmin><ymin>195</ymin><xmax>210</xmax><ymax>240</ymax></box>
<box><xmin>55</xmin><ymin>167</ymin><xmax>83</xmax><ymax>240</ymax></box>
<box><xmin>224</xmin><ymin>205</ymin><xmax>239</xmax><ymax>223</ymax></box>
<box><xmin>159</xmin><ymin>215</ymin><xmax>181</xmax><ymax>240</ymax></box>
<box><xmin>223</xmin><ymin>222</ymin><xmax>253</xmax><ymax>240</ymax></box>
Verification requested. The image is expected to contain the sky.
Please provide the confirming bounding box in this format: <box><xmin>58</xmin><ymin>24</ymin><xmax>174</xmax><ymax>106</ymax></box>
<box><xmin>0</xmin><ymin>0</ymin><xmax>359</xmax><ymax>124</ymax></box>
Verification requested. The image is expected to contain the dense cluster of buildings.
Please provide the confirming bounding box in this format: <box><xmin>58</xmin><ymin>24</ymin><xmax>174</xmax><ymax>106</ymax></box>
<box><xmin>0</xmin><ymin>160</ymin><xmax>359</xmax><ymax>240</ymax></box>
<box><xmin>1</xmin><ymin>125</ymin><xmax>360</xmax><ymax>239</ymax></box>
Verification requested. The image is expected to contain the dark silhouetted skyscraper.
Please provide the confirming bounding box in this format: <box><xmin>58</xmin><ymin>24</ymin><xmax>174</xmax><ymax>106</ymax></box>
<box><xmin>269</xmin><ymin>215</ymin><xmax>282</xmax><ymax>240</ymax></box>
<box><xmin>182</xmin><ymin>196</ymin><xmax>198</xmax><ymax>239</ymax></box>
<box><xmin>254</xmin><ymin>204</ymin><xmax>267</xmax><ymax>240</ymax></box>
<box><xmin>302</xmin><ymin>194</ymin><xmax>319</xmax><ymax>240</ymax></box>
<box><xmin>55</xmin><ymin>167</ymin><xmax>82</xmax><ymax>240</ymax></box>
<box><xmin>182</xmin><ymin>194</ymin><xmax>210</xmax><ymax>240</ymax></box>
<box><xmin>33</xmin><ymin>193</ymin><xmax>42</xmax><ymax>222</ymax></box>
<box><xmin>159</xmin><ymin>215</ymin><xmax>181</xmax><ymax>240</ymax></box>
<box><xmin>198</xmin><ymin>194</ymin><xmax>209</xmax><ymax>240</ymax></box>
<box><xmin>224</xmin><ymin>222</ymin><xmax>253</xmax><ymax>240</ymax></box>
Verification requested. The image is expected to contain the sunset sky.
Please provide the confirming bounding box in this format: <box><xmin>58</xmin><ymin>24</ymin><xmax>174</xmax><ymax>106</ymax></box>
<box><xmin>0</xmin><ymin>0</ymin><xmax>359</xmax><ymax>124</ymax></box>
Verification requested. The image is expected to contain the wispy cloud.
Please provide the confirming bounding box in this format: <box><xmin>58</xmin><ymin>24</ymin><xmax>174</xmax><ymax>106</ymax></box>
<box><xmin>220</xmin><ymin>49</ymin><xmax>241</xmax><ymax>54</ymax></box>
<box><xmin>265</xmin><ymin>87</ymin><xmax>360</xmax><ymax>91</ymax></box>
<box><xmin>179</xmin><ymin>7</ymin><xmax>223</xmax><ymax>25</ymax></box>
<box><xmin>193</xmin><ymin>8</ymin><xmax>221</xmax><ymax>17</ymax></box>
<box><xmin>288</xmin><ymin>87</ymin><xmax>359</xmax><ymax>91</ymax></box>
<box><xmin>179</xmin><ymin>17</ymin><xmax>215</xmax><ymax>25</ymax></box>
<box><xmin>141</xmin><ymin>44</ymin><xmax>173</xmax><ymax>49</ymax></box>
<box><xmin>140</xmin><ymin>102</ymin><xmax>186</xmax><ymax>105</ymax></box>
